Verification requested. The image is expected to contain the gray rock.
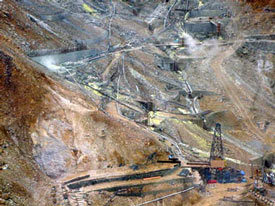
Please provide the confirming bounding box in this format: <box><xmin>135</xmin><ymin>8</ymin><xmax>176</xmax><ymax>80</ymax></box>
<box><xmin>34</xmin><ymin>136</ymin><xmax>72</xmax><ymax>178</ymax></box>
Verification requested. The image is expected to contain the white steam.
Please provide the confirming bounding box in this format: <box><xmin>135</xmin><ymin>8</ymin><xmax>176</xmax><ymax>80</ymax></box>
<box><xmin>40</xmin><ymin>56</ymin><xmax>61</xmax><ymax>71</ymax></box>
<box><xmin>182</xmin><ymin>32</ymin><xmax>200</xmax><ymax>54</ymax></box>
<box><xmin>180</xmin><ymin>31</ymin><xmax>221</xmax><ymax>58</ymax></box>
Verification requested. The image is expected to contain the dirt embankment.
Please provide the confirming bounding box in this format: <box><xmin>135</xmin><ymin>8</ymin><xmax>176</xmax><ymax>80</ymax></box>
<box><xmin>0</xmin><ymin>0</ymin><xmax>68</xmax><ymax>52</ymax></box>
<box><xmin>0</xmin><ymin>39</ymin><xmax>169</xmax><ymax>205</ymax></box>
<box><xmin>236</xmin><ymin>0</ymin><xmax>275</xmax><ymax>34</ymax></box>
<box><xmin>242</xmin><ymin>0</ymin><xmax>275</xmax><ymax>10</ymax></box>
<box><xmin>0</xmin><ymin>2</ymin><xmax>170</xmax><ymax>205</ymax></box>
<box><xmin>0</xmin><ymin>47</ymin><xmax>52</xmax><ymax>205</ymax></box>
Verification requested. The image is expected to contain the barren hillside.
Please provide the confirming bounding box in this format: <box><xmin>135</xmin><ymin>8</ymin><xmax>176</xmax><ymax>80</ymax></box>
<box><xmin>0</xmin><ymin>0</ymin><xmax>274</xmax><ymax>205</ymax></box>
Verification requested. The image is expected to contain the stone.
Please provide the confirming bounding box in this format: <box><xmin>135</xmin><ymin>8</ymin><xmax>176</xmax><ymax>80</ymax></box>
<box><xmin>0</xmin><ymin>198</ymin><xmax>5</xmax><ymax>204</ymax></box>
<box><xmin>1</xmin><ymin>193</ymin><xmax>9</xmax><ymax>200</ymax></box>
<box><xmin>34</xmin><ymin>136</ymin><xmax>72</xmax><ymax>178</ymax></box>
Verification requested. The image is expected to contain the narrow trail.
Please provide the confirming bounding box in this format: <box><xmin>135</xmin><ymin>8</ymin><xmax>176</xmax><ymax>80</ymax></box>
<box><xmin>210</xmin><ymin>43</ymin><xmax>266</xmax><ymax>142</ymax></box>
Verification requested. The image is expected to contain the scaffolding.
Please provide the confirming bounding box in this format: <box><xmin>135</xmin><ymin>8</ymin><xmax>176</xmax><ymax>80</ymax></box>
<box><xmin>210</xmin><ymin>123</ymin><xmax>224</xmax><ymax>161</ymax></box>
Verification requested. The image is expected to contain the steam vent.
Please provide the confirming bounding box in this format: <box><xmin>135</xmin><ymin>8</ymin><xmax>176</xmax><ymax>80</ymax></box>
<box><xmin>0</xmin><ymin>0</ymin><xmax>275</xmax><ymax>205</ymax></box>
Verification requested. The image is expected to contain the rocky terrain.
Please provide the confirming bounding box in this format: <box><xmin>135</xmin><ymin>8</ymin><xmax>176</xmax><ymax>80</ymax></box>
<box><xmin>0</xmin><ymin>0</ymin><xmax>274</xmax><ymax>205</ymax></box>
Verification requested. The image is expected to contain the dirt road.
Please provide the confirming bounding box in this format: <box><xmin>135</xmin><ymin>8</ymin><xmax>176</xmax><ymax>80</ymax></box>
<box><xmin>210</xmin><ymin>43</ymin><xmax>267</xmax><ymax>142</ymax></box>
<box><xmin>193</xmin><ymin>183</ymin><xmax>248</xmax><ymax>206</ymax></box>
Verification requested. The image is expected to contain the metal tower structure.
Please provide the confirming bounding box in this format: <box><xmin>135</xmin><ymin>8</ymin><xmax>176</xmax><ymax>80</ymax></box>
<box><xmin>210</xmin><ymin>123</ymin><xmax>224</xmax><ymax>161</ymax></box>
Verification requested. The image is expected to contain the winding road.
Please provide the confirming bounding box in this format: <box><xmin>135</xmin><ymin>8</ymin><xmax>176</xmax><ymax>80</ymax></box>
<box><xmin>210</xmin><ymin>42</ymin><xmax>267</xmax><ymax>142</ymax></box>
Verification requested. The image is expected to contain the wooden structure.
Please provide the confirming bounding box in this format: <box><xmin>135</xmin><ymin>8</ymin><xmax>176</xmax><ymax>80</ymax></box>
<box><xmin>180</xmin><ymin>160</ymin><xmax>225</xmax><ymax>169</ymax></box>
